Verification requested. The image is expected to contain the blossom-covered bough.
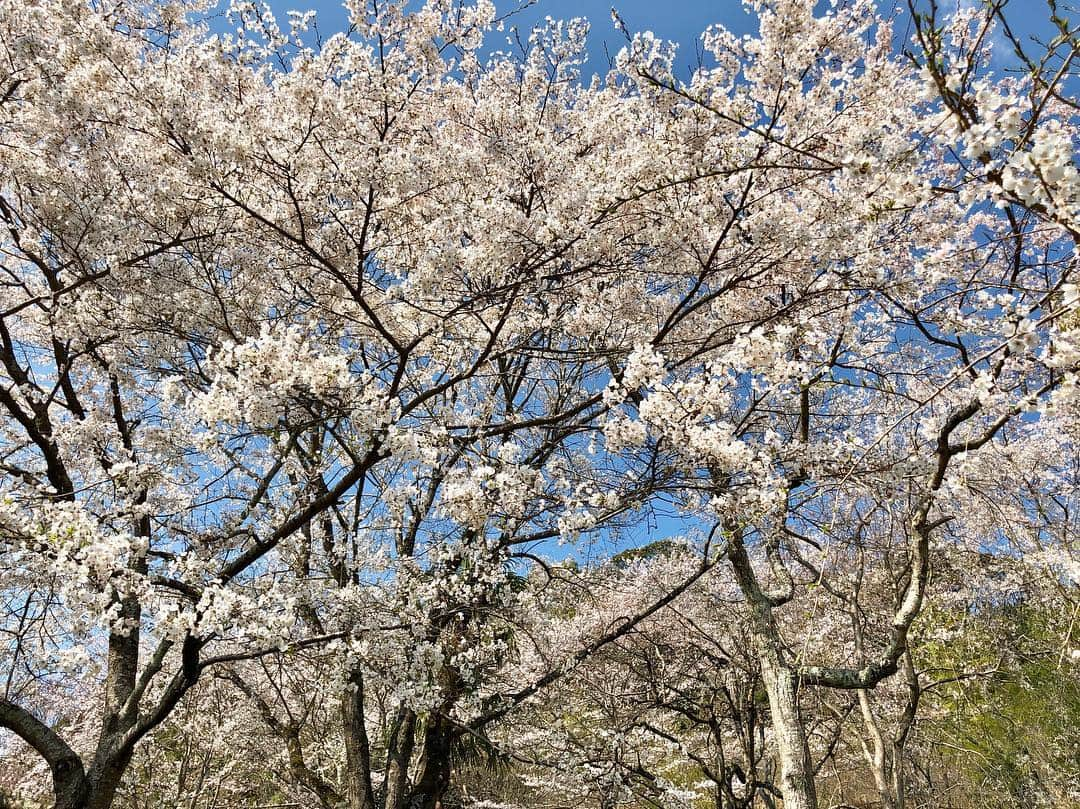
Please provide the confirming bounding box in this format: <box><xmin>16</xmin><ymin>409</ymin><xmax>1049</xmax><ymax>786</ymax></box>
<box><xmin>0</xmin><ymin>0</ymin><xmax>1077</xmax><ymax>808</ymax></box>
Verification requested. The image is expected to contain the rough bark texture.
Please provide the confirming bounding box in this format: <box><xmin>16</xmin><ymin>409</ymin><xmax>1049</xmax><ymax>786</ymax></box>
<box><xmin>52</xmin><ymin>764</ymin><xmax>90</xmax><ymax>809</ymax></box>
<box><xmin>0</xmin><ymin>699</ymin><xmax>88</xmax><ymax>809</ymax></box>
<box><xmin>756</xmin><ymin>640</ymin><xmax>818</xmax><ymax>809</ymax></box>
<box><xmin>408</xmin><ymin>715</ymin><xmax>454</xmax><ymax>809</ymax></box>
<box><xmin>342</xmin><ymin>667</ymin><xmax>377</xmax><ymax>809</ymax></box>
<box><xmin>383</xmin><ymin>707</ymin><xmax>416</xmax><ymax>809</ymax></box>
<box><xmin>726</xmin><ymin>529</ymin><xmax>818</xmax><ymax>809</ymax></box>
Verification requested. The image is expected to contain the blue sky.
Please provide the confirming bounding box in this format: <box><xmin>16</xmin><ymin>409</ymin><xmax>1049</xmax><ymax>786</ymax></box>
<box><xmin>252</xmin><ymin>0</ymin><xmax>757</xmax><ymax>79</ymax></box>
<box><xmin>487</xmin><ymin>0</ymin><xmax>758</xmax><ymax>78</ymax></box>
<box><xmin>253</xmin><ymin>0</ymin><xmax>1063</xmax><ymax>81</ymax></box>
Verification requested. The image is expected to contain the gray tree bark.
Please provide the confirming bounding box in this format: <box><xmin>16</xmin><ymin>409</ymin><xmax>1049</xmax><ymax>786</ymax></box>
<box><xmin>342</xmin><ymin>666</ymin><xmax>377</xmax><ymax>809</ymax></box>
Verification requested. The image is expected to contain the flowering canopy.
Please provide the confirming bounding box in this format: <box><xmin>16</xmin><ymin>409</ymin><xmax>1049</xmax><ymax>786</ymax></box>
<box><xmin>0</xmin><ymin>0</ymin><xmax>1077</xmax><ymax>808</ymax></box>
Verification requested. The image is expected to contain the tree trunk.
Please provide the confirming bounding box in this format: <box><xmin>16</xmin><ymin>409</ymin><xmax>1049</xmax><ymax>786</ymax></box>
<box><xmin>383</xmin><ymin>707</ymin><xmax>416</xmax><ymax>809</ymax></box>
<box><xmin>342</xmin><ymin>666</ymin><xmax>377</xmax><ymax>809</ymax></box>
<box><xmin>726</xmin><ymin>530</ymin><xmax>817</xmax><ymax>809</ymax></box>
<box><xmin>407</xmin><ymin>715</ymin><xmax>453</xmax><ymax>809</ymax></box>
<box><xmin>83</xmin><ymin>754</ymin><xmax>134</xmax><ymax>809</ymax></box>
<box><xmin>51</xmin><ymin>759</ymin><xmax>90</xmax><ymax>809</ymax></box>
<box><xmin>857</xmin><ymin>688</ymin><xmax>902</xmax><ymax>809</ymax></box>
<box><xmin>77</xmin><ymin>514</ymin><xmax>149</xmax><ymax>809</ymax></box>
<box><xmin>757</xmin><ymin>651</ymin><xmax>817</xmax><ymax>809</ymax></box>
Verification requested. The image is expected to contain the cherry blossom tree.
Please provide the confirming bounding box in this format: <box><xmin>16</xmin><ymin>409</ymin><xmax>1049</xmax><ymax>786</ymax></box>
<box><xmin>594</xmin><ymin>1</ymin><xmax>1080</xmax><ymax>805</ymax></box>
<box><xmin>1</xmin><ymin>0</ymin><xmax>1078</xmax><ymax>808</ymax></box>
